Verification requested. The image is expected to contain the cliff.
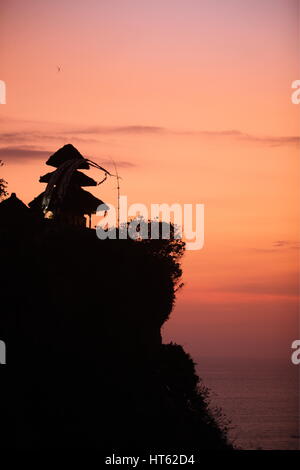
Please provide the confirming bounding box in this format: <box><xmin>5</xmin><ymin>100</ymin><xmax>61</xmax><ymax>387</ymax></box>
<box><xmin>0</xmin><ymin>216</ymin><xmax>232</xmax><ymax>450</ymax></box>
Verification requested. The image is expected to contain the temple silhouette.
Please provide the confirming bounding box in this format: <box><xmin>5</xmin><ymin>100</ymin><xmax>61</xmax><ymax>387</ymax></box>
<box><xmin>0</xmin><ymin>145</ymin><xmax>233</xmax><ymax>450</ymax></box>
<box><xmin>28</xmin><ymin>144</ymin><xmax>109</xmax><ymax>227</ymax></box>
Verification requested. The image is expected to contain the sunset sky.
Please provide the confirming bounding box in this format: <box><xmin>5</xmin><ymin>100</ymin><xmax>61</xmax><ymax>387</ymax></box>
<box><xmin>0</xmin><ymin>0</ymin><xmax>299</xmax><ymax>361</ymax></box>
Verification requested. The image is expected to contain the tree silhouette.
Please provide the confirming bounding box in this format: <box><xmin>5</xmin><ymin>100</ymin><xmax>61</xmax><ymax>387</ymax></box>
<box><xmin>0</xmin><ymin>161</ymin><xmax>8</xmax><ymax>200</ymax></box>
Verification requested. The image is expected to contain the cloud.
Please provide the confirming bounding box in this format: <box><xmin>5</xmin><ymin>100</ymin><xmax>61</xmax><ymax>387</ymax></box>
<box><xmin>272</xmin><ymin>240</ymin><xmax>290</xmax><ymax>247</ymax></box>
<box><xmin>0</xmin><ymin>146</ymin><xmax>50</xmax><ymax>160</ymax></box>
<box><xmin>239</xmin><ymin>134</ymin><xmax>299</xmax><ymax>147</ymax></box>
<box><xmin>210</xmin><ymin>275</ymin><xmax>299</xmax><ymax>297</ymax></box>
<box><xmin>57</xmin><ymin>126</ymin><xmax>300</xmax><ymax>147</ymax></box>
<box><xmin>0</xmin><ymin>131</ymin><xmax>99</xmax><ymax>145</ymax></box>
<box><xmin>0</xmin><ymin>145</ymin><xmax>136</xmax><ymax>168</ymax></box>
<box><xmin>224</xmin><ymin>281</ymin><xmax>299</xmax><ymax>297</ymax></box>
<box><xmin>0</xmin><ymin>126</ymin><xmax>165</xmax><ymax>144</ymax></box>
<box><xmin>0</xmin><ymin>123</ymin><xmax>298</xmax><ymax>149</ymax></box>
<box><xmin>272</xmin><ymin>240</ymin><xmax>300</xmax><ymax>250</ymax></box>
<box><xmin>179</xmin><ymin>129</ymin><xmax>299</xmax><ymax>146</ymax></box>
<box><xmin>69</xmin><ymin>125</ymin><xmax>165</xmax><ymax>135</ymax></box>
<box><xmin>252</xmin><ymin>240</ymin><xmax>300</xmax><ymax>253</ymax></box>
<box><xmin>97</xmin><ymin>159</ymin><xmax>136</xmax><ymax>168</ymax></box>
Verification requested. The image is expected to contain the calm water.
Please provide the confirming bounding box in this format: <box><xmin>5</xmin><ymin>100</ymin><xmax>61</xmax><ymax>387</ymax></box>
<box><xmin>197</xmin><ymin>357</ymin><xmax>299</xmax><ymax>450</ymax></box>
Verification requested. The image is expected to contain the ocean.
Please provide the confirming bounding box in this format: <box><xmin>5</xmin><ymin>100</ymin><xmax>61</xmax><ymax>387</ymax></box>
<box><xmin>196</xmin><ymin>357</ymin><xmax>299</xmax><ymax>450</ymax></box>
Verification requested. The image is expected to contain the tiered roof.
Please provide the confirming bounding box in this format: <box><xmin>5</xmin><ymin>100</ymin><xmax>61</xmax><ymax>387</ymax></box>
<box><xmin>29</xmin><ymin>144</ymin><xmax>108</xmax><ymax>220</ymax></box>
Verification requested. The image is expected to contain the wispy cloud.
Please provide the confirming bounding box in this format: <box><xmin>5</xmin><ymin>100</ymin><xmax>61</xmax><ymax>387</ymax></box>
<box><xmin>0</xmin><ymin>131</ymin><xmax>99</xmax><ymax>145</ymax></box>
<box><xmin>58</xmin><ymin>126</ymin><xmax>300</xmax><ymax>147</ymax></box>
<box><xmin>239</xmin><ymin>134</ymin><xmax>299</xmax><ymax>147</ymax></box>
<box><xmin>0</xmin><ymin>145</ymin><xmax>136</xmax><ymax>168</ymax></box>
<box><xmin>272</xmin><ymin>240</ymin><xmax>300</xmax><ymax>250</ymax></box>
<box><xmin>252</xmin><ymin>240</ymin><xmax>300</xmax><ymax>253</ymax></box>
<box><xmin>68</xmin><ymin>125</ymin><xmax>165</xmax><ymax>135</ymax></box>
<box><xmin>177</xmin><ymin>129</ymin><xmax>299</xmax><ymax>146</ymax></box>
<box><xmin>0</xmin><ymin>124</ymin><xmax>298</xmax><ymax>148</ymax></box>
<box><xmin>0</xmin><ymin>146</ymin><xmax>50</xmax><ymax>160</ymax></box>
<box><xmin>96</xmin><ymin>159</ymin><xmax>136</xmax><ymax>168</ymax></box>
<box><xmin>206</xmin><ymin>272</ymin><xmax>299</xmax><ymax>297</ymax></box>
<box><xmin>217</xmin><ymin>279</ymin><xmax>299</xmax><ymax>297</ymax></box>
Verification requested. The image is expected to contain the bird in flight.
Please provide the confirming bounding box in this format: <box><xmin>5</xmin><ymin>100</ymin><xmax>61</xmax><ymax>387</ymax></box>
<box><xmin>57</xmin><ymin>65</ymin><xmax>61</xmax><ymax>73</ymax></box>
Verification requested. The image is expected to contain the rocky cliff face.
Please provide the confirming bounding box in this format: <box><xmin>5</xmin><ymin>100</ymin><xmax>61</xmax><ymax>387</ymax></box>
<box><xmin>0</xmin><ymin>218</ymin><xmax>232</xmax><ymax>450</ymax></box>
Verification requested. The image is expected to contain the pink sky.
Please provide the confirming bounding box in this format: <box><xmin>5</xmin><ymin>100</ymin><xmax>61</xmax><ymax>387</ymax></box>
<box><xmin>0</xmin><ymin>0</ymin><xmax>299</xmax><ymax>360</ymax></box>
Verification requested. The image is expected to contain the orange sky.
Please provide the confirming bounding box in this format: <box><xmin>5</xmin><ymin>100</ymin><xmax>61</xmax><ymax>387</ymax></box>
<box><xmin>0</xmin><ymin>0</ymin><xmax>299</xmax><ymax>360</ymax></box>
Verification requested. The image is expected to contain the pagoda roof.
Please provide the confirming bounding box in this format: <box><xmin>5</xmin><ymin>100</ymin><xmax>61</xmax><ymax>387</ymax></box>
<box><xmin>29</xmin><ymin>187</ymin><xmax>108</xmax><ymax>215</ymax></box>
<box><xmin>46</xmin><ymin>144</ymin><xmax>89</xmax><ymax>169</ymax></box>
<box><xmin>69</xmin><ymin>187</ymin><xmax>108</xmax><ymax>214</ymax></box>
<box><xmin>28</xmin><ymin>192</ymin><xmax>44</xmax><ymax>212</ymax></box>
<box><xmin>39</xmin><ymin>170</ymin><xmax>97</xmax><ymax>187</ymax></box>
